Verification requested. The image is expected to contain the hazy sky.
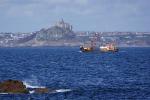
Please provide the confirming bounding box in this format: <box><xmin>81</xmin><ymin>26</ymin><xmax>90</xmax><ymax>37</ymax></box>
<box><xmin>0</xmin><ymin>0</ymin><xmax>150</xmax><ymax>32</ymax></box>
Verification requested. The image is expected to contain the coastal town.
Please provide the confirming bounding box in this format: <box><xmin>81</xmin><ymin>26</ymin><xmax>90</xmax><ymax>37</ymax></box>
<box><xmin>0</xmin><ymin>19</ymin><xmax>150</xmax><ymax>47</ymax></box>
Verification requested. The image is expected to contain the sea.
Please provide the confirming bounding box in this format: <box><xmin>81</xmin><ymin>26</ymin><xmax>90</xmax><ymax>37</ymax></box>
<box><xmin>0</xmin><ymin>47</ymin><xmax>150</xmax><ymax>100</ymax></box>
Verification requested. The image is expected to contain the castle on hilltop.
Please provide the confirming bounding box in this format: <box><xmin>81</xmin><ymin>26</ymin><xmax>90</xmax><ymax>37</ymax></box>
<box><xmin>36</xmin><ymin>19</ymin><xmax>75</xmax><ymax>41</ymax></box>
<box><xmin>55</xmin><ymin>19</ymin><xmax>73</xmax><ymax>31</ymax></box>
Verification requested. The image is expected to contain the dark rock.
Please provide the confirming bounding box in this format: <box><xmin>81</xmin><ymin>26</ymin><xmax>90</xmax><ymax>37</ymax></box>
<box><xmin>34</xmin><ymin>88</ymin><xmax>49</xmax><ymax>93</ymax></box>
<box><xmin>0</xmin><ymin>79</ymin><xmax>29</xmax><ymax>94</ymax></box>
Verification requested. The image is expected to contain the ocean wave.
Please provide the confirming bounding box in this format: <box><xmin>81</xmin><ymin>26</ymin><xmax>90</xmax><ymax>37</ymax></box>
<box><xmin>55</xmin><ymin>89</ymin><xmax>72</xmax><ymax>93</ymax></box>
<box><xmin>0</xmin><ymin>93</ymin><xmax>9</xmax><ymax>94</ymax></box>
<box><xmin>23</xmin><ymin>81</ymin><xmax>45</xmax><ymax>88</ymax></box>
<box><xmin>78</xmin><ymin>51</ymin><xmax>82</xmax><ymax>53</ymax></box>
<box><xmin>28</xmin><ymin>89</ymin><xmax>72</xmax><ymax>94</ymax></box>
<box><xmin>23</xmin><ymin>81</ymin><xmax>72</xmax><ymax>94</ymax></box>
<box><xmin>29</xmin><ymin>90</ymin><xmax>35</xmax><ymax>94</ymax></box>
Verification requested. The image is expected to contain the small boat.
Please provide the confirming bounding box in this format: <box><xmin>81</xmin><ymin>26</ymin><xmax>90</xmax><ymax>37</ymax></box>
<box><xmin>100</xmin><ymin>44</ymin><xmax>118</xmax><ymax>52</ymax></box>
<box><xmin>80</xmin><ymin>41</ymin><xmax>95</xmax><ymax>52</ymax></box>
<box><xmin>80</xmin><ymin>46</ymin><xmax>93</xmax><ymax>52</ymax></box>
<box><xmin>80</xmin><ymin>33</ymin><xmax>99</xmax><ymax>52</ymax></box>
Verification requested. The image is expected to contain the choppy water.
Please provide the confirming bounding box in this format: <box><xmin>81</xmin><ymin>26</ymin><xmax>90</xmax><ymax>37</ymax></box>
<box><xmin>0</xmin><ymin>47</ymin><xmax>150</xmax><ymax>100</ymax></box>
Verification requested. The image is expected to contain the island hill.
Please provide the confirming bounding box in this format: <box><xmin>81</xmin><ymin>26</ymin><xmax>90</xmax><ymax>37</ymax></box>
<box><xmin>0</xmin><ymin>19</ymin><xmax>150</xmax><ymax>47</ymax></box>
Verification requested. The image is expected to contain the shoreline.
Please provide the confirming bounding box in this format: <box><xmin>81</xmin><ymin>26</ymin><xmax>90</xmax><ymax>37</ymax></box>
<box><xmin>0</xmin><ymin>45</ymin><xmax>150</xmax><ymax>48</ymax></box>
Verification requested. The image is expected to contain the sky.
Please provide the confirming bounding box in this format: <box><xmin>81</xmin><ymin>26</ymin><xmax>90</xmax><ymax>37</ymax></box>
<box><xmin>0</xmin><ymin>0</ymin><xmax>150</xmax><ymax>32</ymax></box>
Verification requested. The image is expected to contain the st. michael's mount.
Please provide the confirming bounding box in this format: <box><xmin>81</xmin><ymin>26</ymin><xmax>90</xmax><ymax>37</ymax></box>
<box><xmin>0</xmin><ymin>19</ymin><xmax>150</xmax><ymax>47</ymax></box>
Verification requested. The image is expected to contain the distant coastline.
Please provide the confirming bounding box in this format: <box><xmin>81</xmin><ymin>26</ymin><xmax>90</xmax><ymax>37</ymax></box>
<box><xmin>0</xmin><ymin>45</ymin><xmax>150</xmax><ymax>48</ymax></box>
<box><xmin>0</xmin><ymin>19</ymin><xmax>150</xmax><ymax>47</ymax></box>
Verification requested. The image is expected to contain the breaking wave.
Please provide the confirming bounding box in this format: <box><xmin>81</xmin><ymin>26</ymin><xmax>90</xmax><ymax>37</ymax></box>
<box><xmin>23</xmin><ymin>81</ymin><xmax>45</xmax><ymax>89</ymax></box>
<box><xmin>55</xmin><ymin>89</ymin><xmax>72</xmax><ymax>93</ymax></box>
<box><xmin>0</xmin><ymin>93</ymin><xmax>9</xmax><ymax>94</ymax></box>
<box><xmin>23</xmin><ymin>81</ymin><xmax>72</xmax><ymax>94</ymax></box>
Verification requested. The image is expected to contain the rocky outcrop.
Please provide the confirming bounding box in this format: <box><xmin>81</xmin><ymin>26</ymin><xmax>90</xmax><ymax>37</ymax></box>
<box><xmin>36</xmin><ymin>26</ymin><xmax>75</xmax><ymax>41</ymax></box>
<box><xmin>34</xmin><ymin>88</ymin><xmax>50</xmax><ymax>93</ymax></box>
<box><xmin>0</xmin><ymin>80</ymin><xmax>70</xmax><ymax>94</ymax></box>
<box><xmin>0</xmin><ymin>79</ymin><xmax>29</xmax><ymax>94</ymax></box>
<box><xmin>0</xmin><ymin>80</ymin><xmax>55</xmax><ymax>94</ymax></box>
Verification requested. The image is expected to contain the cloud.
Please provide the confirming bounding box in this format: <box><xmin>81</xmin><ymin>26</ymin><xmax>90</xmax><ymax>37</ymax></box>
<box><xmin>0</xmin><ymin>0</ymin><xmax>92</xmax><ymax>17</ymax></box>
<box><xmin>0</xmin><ymin>0</ymin><xmax>149</xmax><ymax>17</ymax></box>
<box><xmin>0</xmin><ymin>0</ymin><xmax>150</xmax><ymax>32</ymax></box>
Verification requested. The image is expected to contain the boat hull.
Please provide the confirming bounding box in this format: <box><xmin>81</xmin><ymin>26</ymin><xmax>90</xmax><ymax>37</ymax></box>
<box><xmin>100</xmin><ymin>46</ymin><xmax>118</xmax><ymax>52</ymax></box>
<box><xmin>80</xmin><ymin>46</ymin><xmax>93</xmax><ymax>52</ymax></box>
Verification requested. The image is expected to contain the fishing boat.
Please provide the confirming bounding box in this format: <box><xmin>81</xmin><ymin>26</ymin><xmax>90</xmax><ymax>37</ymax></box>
<box><xmin>80</xmin><ymin>32</ymin><xmax>119</xmax><ymax>52</ymax></box>
<box><xmin>100</xmin><ymin>43</ymin><xmax>118</xmax><ymax>52</ymax></box>
<box><xmin>80</xmin><ymin>33</ymin><xmax>99</xmax><ymax>52</ymax></box>
<box><xmin>80</xmin><ymin>46</ymin><xmax>93</xmax><ymax>52</ymax></box>
<box><xmin>80</xmin><ymin>41</ymin><xmax>95</xmax><ymax>52</ymax></box>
